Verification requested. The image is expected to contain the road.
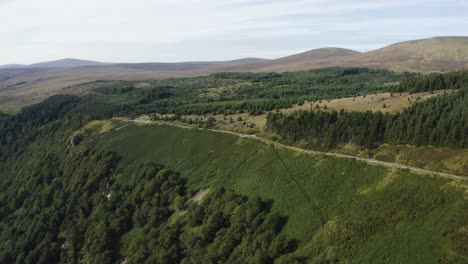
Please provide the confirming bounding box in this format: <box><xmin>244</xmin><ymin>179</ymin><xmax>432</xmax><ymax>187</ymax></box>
<box><xmin>129</xmin><ymin>119</ymin><xmax>467</xmax><ymax>181</ymax></box>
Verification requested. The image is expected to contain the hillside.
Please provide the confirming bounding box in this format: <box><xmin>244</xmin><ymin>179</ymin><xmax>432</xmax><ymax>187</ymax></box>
<box><xmin>338</xmin><ymin>36</ymin><xmax>468</xmax><ymax>72</ymax></box>
<box><xmin>0</xmin><ymin>69</ymin><xmax>466</xmax><ymax>263</ymax></box>
<box><xmin>0</xmin><ymin>58</ymin><xmax>106</xmax><ymax>69</ymax></box>
<box><xmin>223</xmin><ymin>48</ymin><xmax>360</xmax><ymax>72</ymax></box>
<box><xmin>1</xmin><ymin>102</ymin><xmax>466</xmax><ymax>262</ymax></box>
<box><xmin>30</xmin><ymin>58</ymin><xmax>106</xmax><ymax>68</ymax></box>
<box><xmin>0</xmin><ymin>64</ymin><xmax>26</xmax><ymax>69</ymax></box>
<box><xmin>0</xmin><ymin>59</ymin><xmax>265</xmax><ymax>113</ymax></box>
<box><xmin>0</xmin><ymin>57</ymin><xmax>268</xmax><ymax>70</ymax></box>
<box><xmin>226</xmin><ymin>36</ymin><xmax>468</xmax><ymax>73</ymax></box>
<box><xmin>1</xmin><ymin>37</ymin><xmax>467</xmax><ymax>113</ymax></box>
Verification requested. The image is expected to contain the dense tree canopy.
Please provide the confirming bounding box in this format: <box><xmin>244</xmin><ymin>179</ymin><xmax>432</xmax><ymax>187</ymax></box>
<box><xmin>0</xmin><ymin>101</ymin><xmax>298</xmax><ymax>263</ymax></box>
<box><xmin>393</xmin><ymin>70</ymin><xmax>468</xmax><ymax>93</ymax></box>
<box><xmin>267</xmin><ymin>88</ymin><xmax>467</xmax><ymax>148</ymax></box>
<box><xmin>84</xmin><ymin>67</ymin><xmax>406</xmax><ymax>116</ymax></box>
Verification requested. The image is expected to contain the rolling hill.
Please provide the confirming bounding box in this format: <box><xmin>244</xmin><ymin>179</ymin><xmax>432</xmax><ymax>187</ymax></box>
<box><xmin>225</xmin><ymin>36</ymin><xmax>468</xmax><ymax>72</ymax></box>
<box><xmin>29</xmin><ymin>58</ymin><xmax>107</xmax><ymax>68</ymax></box>
<box><xmin>222</xmin><ymin>47</ymin><xmax>360</xmax><ymax>72</ymax></box>
<box><xmin>0</xmin><ymin>58</ymin><xmax>107</xmax><ymax>69</ymax></box>
<box><xmin>0</xmin><ymin>36</ymin><xmax>467</xmax><ymax>113</ymax></box>
<box><xmin>0</xmin><ymin>58</ymin><xmax>267</xmax><ymax>113</ymax></box>
<box><xmin>337</xmin><ymin>36</ymin><xmax>468</xmax><ymax>72</ymax></box>
<box><xmin>0</xmin><ymin>57</ymin><xmax>268</xmax><ymax>70</ymax></box>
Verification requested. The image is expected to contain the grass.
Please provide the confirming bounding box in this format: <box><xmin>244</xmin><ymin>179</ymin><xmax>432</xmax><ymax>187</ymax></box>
<box><xmin>335</xmin><ymin>143</ymin><xmax>468</xmax><ymax>176</ymax></box>
<box><xmin>164</xmin><ymin>90</ymin><xmax>453</xmax><ymax>132</ymax></box>
<box><xmin>295</xmin><ymin>90</ymin><xmax>451</xmax><ymax>113</ymax></box>
<box><xmin>91</xmin><ymin>122</ymin><xmax>466</xmax><ymax>262</ymax></box>
<box><xmin>73</xmin><ymin>120</ymin><xmax>116</xmax><ymax>139</ymax></box>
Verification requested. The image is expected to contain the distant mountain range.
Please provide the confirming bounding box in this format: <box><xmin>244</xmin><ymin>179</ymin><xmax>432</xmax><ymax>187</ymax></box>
<box><xmin>224</xmin><ymin>36</ymin><xmax>468</xmax><ymax>72</ymax></box>
<box><xmin>222</xmin><ymin>47</ymin><xmax>360</xmax><ymax>72</ymax></box>
<box><xmin>0</xmin><ymin>36</ymin><xmax>467</xmax><ymax>112</ymax></box>
<box><xmin>0</xmin><ymin>58</ymin><xmax>268</xmax><ymax>70</ymax></box>
<box><xmin>1</xmin><ymin>36</ymin><xmax>467</xmax><ymax>72</ymax></box>
<box><xmin>0</xmin><ymin>58</ymin><xmax>106</xmax><ymax>69</ymax></box>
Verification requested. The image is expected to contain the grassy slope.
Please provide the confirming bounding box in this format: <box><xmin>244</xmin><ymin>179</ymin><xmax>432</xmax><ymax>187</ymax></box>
<box><xmin>340</xmin><ymin>36</ymin><xmax>468</xmax><ymax>72</ymax></box>
<box><xmin>224</xmin><ymin>36</ymin><xmax>468</xmax><ymax>73</ymax></box>
<box><xmin>173</xmin><ymin>90</ymin><xmax>451</xmax><ymax>131</ymax></box>
<box><xmin>92</xmin><ymin>123</ymin><xmax>466</xmax><ymax>262</ymax></box>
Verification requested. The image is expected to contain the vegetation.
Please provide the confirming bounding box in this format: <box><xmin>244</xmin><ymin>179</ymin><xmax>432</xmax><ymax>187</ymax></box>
<box><xmin>266</xmin><ymin>88</ymin><xmax>467</xmax><ymax>148</ymax></box>
<box><xmin>0</xmin><ymin>67</ymin><xmax>466</xmax><ymax>263</ymax></box>
<box><xmin>88</xmin><ymin>67</ymin><xmax>406</xmax><ymax>116</ymax></box>
<box><xmin>93</xmin><ymin>123</ymin><xmax>467</xmax><ymax>263</ymax></box>
<box><xmin>0</xmin><ymin>106</ymin><xmax>296</xmax><ymax>263</ymax></box>
<box><xmin>394</xmin><ymin>70</ymin><xmax>468</xmax><ymax>93</ymax></box>
<box><xmin>364</xmin><ymin>144</ymin><xmax>468</xmax><ymax>176</ymax></box>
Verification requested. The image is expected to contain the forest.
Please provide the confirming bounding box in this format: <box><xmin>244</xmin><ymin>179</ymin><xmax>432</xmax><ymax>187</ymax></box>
<box><xmin>0</xmin><ymin>99</ymin><xmax>298</xmax><ymax>263</ymax></box>
<box><xmin>393</xmin><ymin>70</ymin><xmax>468</xmax><ymax>93</ymax></box>
<box><xmin>86</xmin><ymin>67</ymin><xmax>406</xmax><ymax>116</ymax></box>
<box><xmin>267</xmin><ymin>88</ymin><xmax>467</xmax><ymax>148</ymax></box>
<box><xmin>81</xmin><ymin>69</ymin><xmax>467</xmax><ymax>117</ymax></box>
<box><xmin>0</xmin><ymin>68</ymin><xmax>466</xmax><ymax>263</ymax></box>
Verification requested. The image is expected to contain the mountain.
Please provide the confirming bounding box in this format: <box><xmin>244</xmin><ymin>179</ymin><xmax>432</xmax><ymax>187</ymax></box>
<box><xmin>29</xmin><ymin>58</ymin><xmax>107</xmax><ymax>68</ymax></box>
<box><xmin>223</xmin><ymin>48</ymin><xmax>360</xmax><ymax>72</ymax></box>
<box><xmin>0</xmin><ymin>58</ymin><xmax>268</xmax><ymax>70</ymax></box>
<box><xmin>2</xmin><ymin>37</ymin><xmax>466</xmax><ymax>72</ymax></box>
<box><xmin>225</xmin><ymin>36</ymin><xmax>468</xmax><ymax>73</ymax></box>
<box><xmin>335</xmin><ymin>36</ymin><xmax>468</xmax><ymax>72</ymax></box>
<box><xmin>1</xmin><ymin>36</ymin><xmax>468</xmax><ymax>113</ymax></box>
<box><xmin>0</xmin><ymin>58</ymin><xmax>106</xmax><ymax>69</ymax></box>
<box><xmin>0</xmin><ymin>64</ymin><xmax>27</xmax><ymax>69</ymax></box>
<box><xmin>111</xmin><ymin>58</ymin><xmax>269</xmax><ymax>71</ymax></box>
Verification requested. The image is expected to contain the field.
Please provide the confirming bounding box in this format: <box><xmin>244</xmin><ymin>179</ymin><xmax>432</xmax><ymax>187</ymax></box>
<box><xmin>91</xmin><ymin>122</ymin><xmax>466</xmax><ymax>262</ymax></box>
<box><xmin>165</xmin><ymin>89</ymin><xmax>451</xmax><ymax>132</ymax></box>
<box><xmin>285</xmin><ymin>90</ymin><xmax>450</xmax><ymax>113</ymax></box>
<box><xmin>335</xmin><ymin>144</ymin><xmax>468</xmax><ymax>176</ymax></box>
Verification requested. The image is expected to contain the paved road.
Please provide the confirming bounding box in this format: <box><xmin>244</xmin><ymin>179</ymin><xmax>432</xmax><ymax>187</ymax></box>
<box><xmin>129</xmin><ymin>119</ymin><xmax>467</xmax><ymax>181</ymax></box>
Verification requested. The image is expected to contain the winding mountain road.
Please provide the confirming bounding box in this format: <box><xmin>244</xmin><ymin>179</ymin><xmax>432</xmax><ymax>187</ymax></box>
<box><xmin>129</xmin><ymin>119</ymin><xmax>467</xmax><ymax>181</ymax></box>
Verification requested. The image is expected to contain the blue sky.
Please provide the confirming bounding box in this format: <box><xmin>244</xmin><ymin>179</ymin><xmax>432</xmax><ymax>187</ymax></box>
<box><xmin>1</xmin><ymin>0</ymin><xmax>467</xmax><ymax>64</ymax></box>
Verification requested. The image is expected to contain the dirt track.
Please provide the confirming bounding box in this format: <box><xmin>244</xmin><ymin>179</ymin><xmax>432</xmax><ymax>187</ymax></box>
<box><xmin>129</xmin><ymin>119</ymin><xmax>468</xmax><ymax>181</ymax></box>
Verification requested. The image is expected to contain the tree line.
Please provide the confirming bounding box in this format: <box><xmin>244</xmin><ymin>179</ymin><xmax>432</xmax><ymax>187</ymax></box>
<box><xmin>393</xmin><ymin>70</ymin><xmax>468</xmax><ymax>93</ymax></box>
<box><xmin>267</xmin><ymin>89</ymin><xmax>467</xmax><ymax>148</ymax></box>
<box><xmin>84</xmin><ymin>67</ymin><xmax>406</xmax><ymax>116</ymax></box>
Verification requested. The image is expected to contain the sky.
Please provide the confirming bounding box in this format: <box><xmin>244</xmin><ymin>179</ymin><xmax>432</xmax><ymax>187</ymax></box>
<box><xmin>1</xmin><ymin>0</ymin><xmax>467</xmax><ymax>64</ymax></box>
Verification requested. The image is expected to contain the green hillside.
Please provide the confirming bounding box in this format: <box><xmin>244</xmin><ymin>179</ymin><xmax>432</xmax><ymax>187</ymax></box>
<box><xmin>0</xmin><ymin>68</ymin><xmax>466</xmax><ymax>263</ymax></box>
<box><xmin>92</xmin><ymin>123</ymin><xmax>466</xmax><ymax>262</ymax></box>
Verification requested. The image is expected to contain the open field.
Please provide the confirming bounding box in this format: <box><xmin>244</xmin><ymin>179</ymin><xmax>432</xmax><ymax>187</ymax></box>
<box><xmin>286</xmin><ymin>90</ymin><xmax>451</xmax><ymax>113</ymax></box>
<box><xmin>161</xmin><ymin>89</ymin><xmax>452</xmax><ymax>132</ymax></box>
<box><xmin>91</xmin><ymin>122</ymin><xmax>466</xmax><ymax>262</ymax></box>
